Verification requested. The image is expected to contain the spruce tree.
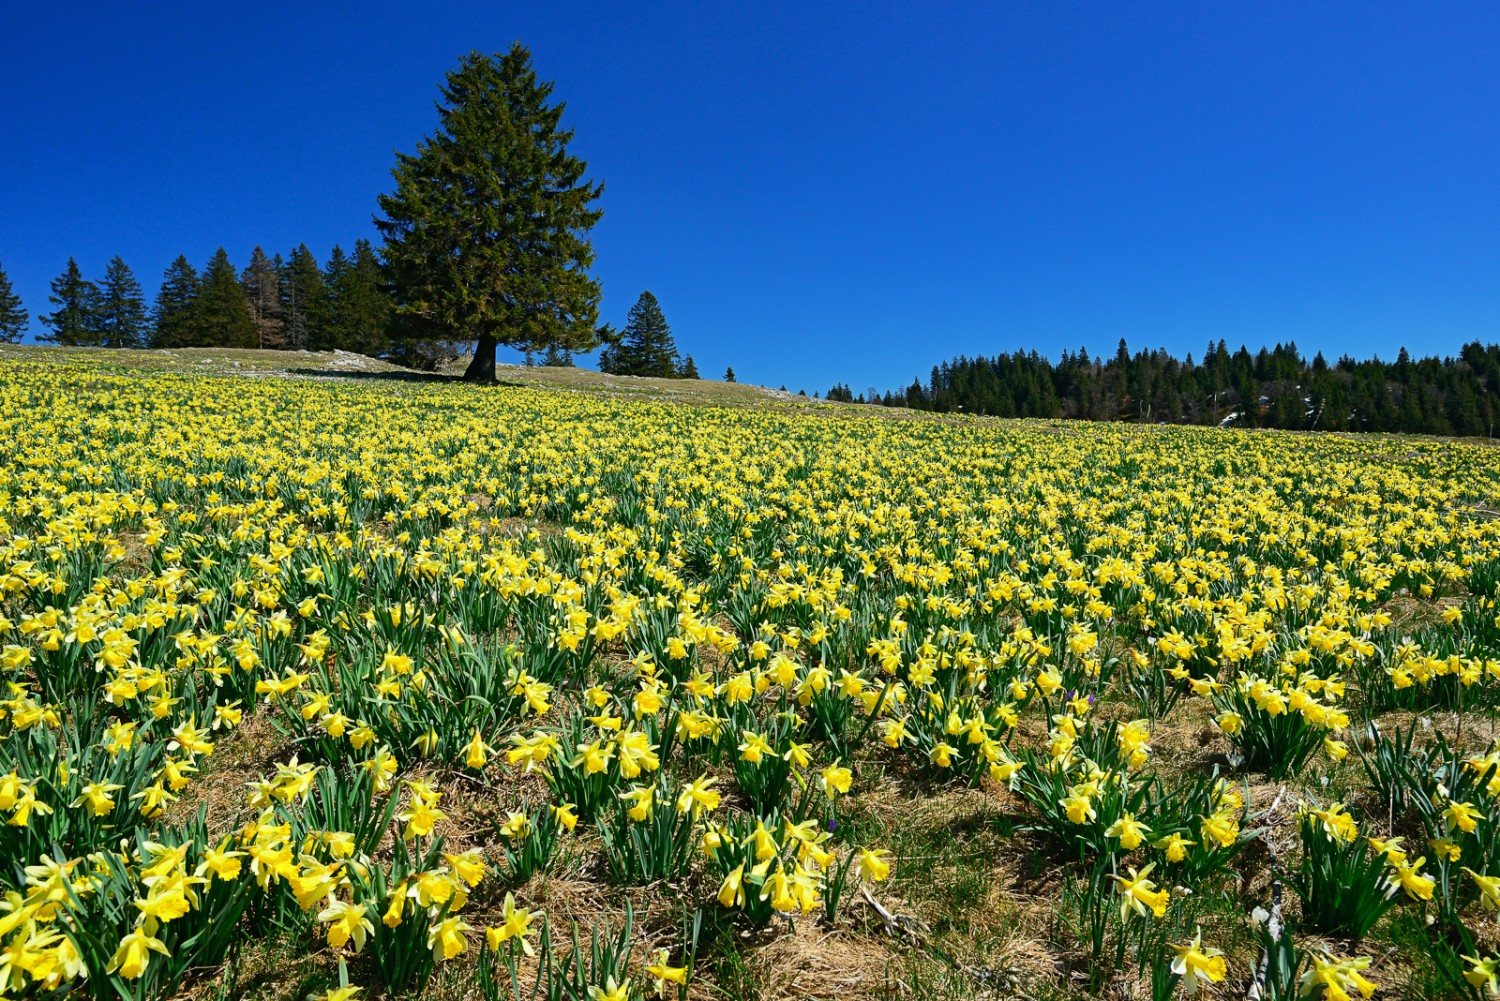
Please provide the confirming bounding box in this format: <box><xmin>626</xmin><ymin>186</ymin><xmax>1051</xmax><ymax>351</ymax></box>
<box><xmin>39</xmin><ymin>258</ymin><xmax>101</xmax><ymax>345</ymax></box>
<box><xmin>281</xmin><ymin>244</ymin><xmax>326</xmax><ymax>350</ymax></box>
<box><xmin>328</xmin><ymin>240</ymin><xmax>392</xmax><ymax>356</ymax></box>
<box><xmin>151</xmin><ymin>257</ymin><xmax>201</xmax><ymax>348</ymax></box>
<box><xmin>0</xmin><ymin>261</ymin><xmax>27</xmax><ymax>343</ymax></box>
<box><xmin>1448</xmin><ymin>382</ymin><xmax>1483</xmax><ymax>437</ymax></box>
<box><xmin>724</xmin><ymin>366</ymin><xmax>736</xmax><ymax>383</ymax></box>
<box><xmin>314</xmin><ymin>245</ymin><xmax>352</xmax><ymax>351</ymax></box>
<box><xmin>97</xmin><ymin>256</ymin><xmax>147</xmax><ymax>348</ymax></box>
<box><xmin>241</xmin><ymin>247</ymin><xmax>285</xmax><ymax>349</ymax></box>
<box><xmin>540</xmin><ymin>343</ymin><xmax>574</xmax><ymax>367</ymax></box>
<box><xmin>611</xmin><ymin>291</ymin><xmax>679</xmax><ymax>376</ymax></box>
<box><xmin>375</xmin><ymin>44</ymin><xmax>606</xmax><ymax>381</ymax></box>
<box><xmin>597</xmin><ymin>339</ymin><xmax>621</xmax><ymax>374</ymax></box>
<box><xmin>195</xmin><ymin>248</ymin><xmax>257</xmax><ymax>348</ymax></box>
<box><xmin>679</xmin><ymin>354</ymin><xmax>700</xmax><ymax>379</ymax></box>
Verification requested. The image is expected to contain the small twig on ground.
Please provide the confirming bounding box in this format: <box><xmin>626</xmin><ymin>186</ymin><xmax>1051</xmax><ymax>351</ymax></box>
<box><xmin>1247</xmin><ymin>785</ymin><xmax>1288</xmax><ymax>1001</ymax></box>
<box><xmin>860</xmin><ymin>888</ymin><xmax>1005</xmax><ymax>989</ymax></box>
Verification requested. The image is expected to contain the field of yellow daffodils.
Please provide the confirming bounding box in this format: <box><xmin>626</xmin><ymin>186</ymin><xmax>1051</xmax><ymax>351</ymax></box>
<box><xmin>3</xmin><ymin>352</ymin><xmax>1500</xmax><ymax>1001</ymax></box>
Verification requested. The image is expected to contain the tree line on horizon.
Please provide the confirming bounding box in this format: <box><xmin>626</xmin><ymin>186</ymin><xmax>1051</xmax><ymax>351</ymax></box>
<box><xmin>0</xmin><ymin>44</ymin><xmax>721</xmax><ymax>380</ymax></box>
<box><xmin>3</xmin><ymin>43</ymin><xmax>1489</xmax><ymax>426</ymax></box>
<box><xmin>828</xmin><ymin>338</ymin><xmax>1500</xmax><ymax>436</ymax></box>
<box><xmin>2</xmin><ymin>244</ymin><xmax>393</xmax><ymax>357</ymax></box>
<box><xmin>0</xmin><ymin>252</ymin><xmax>716</xmax><ymax>379</ymax></box>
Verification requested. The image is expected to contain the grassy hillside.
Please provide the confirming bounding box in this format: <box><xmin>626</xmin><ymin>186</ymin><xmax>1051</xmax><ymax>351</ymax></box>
<box><xmin>0</xmin><ymin>347</ymin><xmax>1496</xmax><ymax>1001</ymax></box>
<box><xmin>0</xmin><ymin>344</ymin><xmax>798</xmax><ymax>407</ymax></box>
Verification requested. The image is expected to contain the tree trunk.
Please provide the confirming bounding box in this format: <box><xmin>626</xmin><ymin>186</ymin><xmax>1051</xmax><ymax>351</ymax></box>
<box><xmin>463</xmin><ymin>333</ymin><xmax>498</xmax><ymax>382</ymax></box>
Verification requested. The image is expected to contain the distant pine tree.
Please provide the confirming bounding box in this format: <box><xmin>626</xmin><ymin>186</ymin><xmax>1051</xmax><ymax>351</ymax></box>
<box><xmin>610</xmin><ymin>291</ymin><xmax>679</xmax><ymax>376</ymax></box>
<box><xmin>39</xmin><ymin>258</ymin><xmax>101</xmax><ymax>345</ymax></box>
<box><xmin>826</xmin><ymin>383</ymin><xmax>855</xmax><ymax>402</ymax></box>
<box><xmin>313</xmin><ymin>245</ymin><xmax>351</xmax><ymax>352</ymax></box>
<box><xmin>313</xmin><ymin>241</ymin><xmax>389</xmax><ymax>356</ymax></box>
<box><xmin>241</xmin><ymin>247</ymin><xmax>285</xmax><ymax>349</ymax></box>
<box><xmin>679</xmin><ymin>354</ymin><xmax>699</xmax><ymax>379</ymax></box>
<box><xmin>1448</xmin><ymin>382</ymin><xmax>1482</xmax><ymax>436</ymax></box>
<box><xmin>97</xmin><ymin>256</ymin><xmax>148</xmax><ymax>348</ymax></box>
<box><xmin>151</xmin><ymin>256</ymin><xmax>201</xmax><ymax>348</ymax></box>
<box><xmin>281</xmin><ymin>244</ymin><xmax>326</xmax><ymax>350</ymax></box>
<box><xmin>196</xmin><ymin>248</ymin><xmax>257</xmax><ymax>348</ymax></box>
<box><xmin>340</xmin><ymin>240</ymin><xmax>393</xmax><ymax>356</ymax></box>
<box><xmin>540</xmin><ymin>343</ymin><xmax>575</xmax><ymax>367</ymax></box>
<box><xmin>0</xmin><ymin>261</ymin><xmax>27</xmax><ymax>343</ymax></box>
<box><xmin>724</xmin><ymin>366</ymin><xmax>736</xmax><ymax>383</ymax></box>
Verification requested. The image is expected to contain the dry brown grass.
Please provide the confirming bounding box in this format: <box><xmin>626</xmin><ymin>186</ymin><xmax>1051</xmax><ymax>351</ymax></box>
<box><xmin>120</xmin><ymin>724</ymin><xmax>1465</xmax><ymax>1001</ymax></box>
<box><xmin>157</xmin><ymin>653</ymin><xmax>1499</xmax><ymax>1001</ymax></box>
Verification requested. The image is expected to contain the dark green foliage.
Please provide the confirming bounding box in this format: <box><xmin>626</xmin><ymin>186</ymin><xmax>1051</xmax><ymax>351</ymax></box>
<box><xmin>39</xmin><ymin>258</ymin><xmax>100</xmax><ymax>345</ymax></box>
<box><xmin>346</xmin><ymin>240</ymin><xmax>393</xmax><ymax>356</ymax></box>
<box><xmin>1291</xmin><ymin>815</ymin><xmax>1398</xmax><ymax>939</ymax></box>
<box><xmin>599</xmin><ymin>291</ymin><xmax>679</xmax><ymax>377</ymax></box>
<box><xmin>241</xmin><ymin>246</ymin><xmax>284</xmax><ymax>349</ymax></box>
<box><xmin>873</xmin><ymin>338</ymin><xmax>1500</xmax><ymax>436</ymax></box>
<box><xmin>195</xmin><ymin>248</ymin><xmax>257</xmax><ymax>348</ymax></box>
<box><xmin>598</xmin><ymin>781</ymin><xmax>696</xmax><ymax>884</ymax></box>
<box><xmin>596</xmin><ymin>341</ymin><xmax>618</xmax><ymax>374</ymax></box>
<box><xmin>375</xmin><ymin>43</ymin><xmax>606</xmax><ymax>381</ymax></box>
<box><xmin>320</xmin><ymin>240</ymin><xmax>391</xmax><ymax>354</ymax></box>
<box><xmin>679</xmin><ymin>353</ymin><xmax>700</xmax><ymax>379</ymax></box>
<box><xmin>150</xmin><ymin>256</ymin><xmax>200</xmax><ymax>348</ymax></box>
<box><xmin>97</xmin><ymin>256</ymin><xmax>147</xmax><ymax>348</ymax></box>
<box><xmin>487</xmin><ymin>803</ymin><xmax>560</xmax><ymax>885</ymax></box>
<box><xmin>539</xmin><ymin>343</ymin><xmax>574</xmax><ymax>367</ymax></box>
<box><xmin>723</xmin><ymin>366</ymin><xmax>735</xmax><ymax>383</ymax></box>
<box><xmin>0</xmin><ymin>261</ymin><xmax>28</xmax><ymax>343</ymax></box>
<box><xmin>310</xmin><ymin>245</ymin><xmax>350</xmax><ymax>352</ymax></box>
<box><xmin>281</xmin><ymin>244</ymin><xmax>326</xmax><ymax>350</ymax></box>
<box><xmin>1356</xmin><ymin>722</ymin><xmax>1427</xmax><ymax>818</ymax></box>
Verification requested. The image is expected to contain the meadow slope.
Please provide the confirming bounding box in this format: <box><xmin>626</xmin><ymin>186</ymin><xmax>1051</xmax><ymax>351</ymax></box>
<box><xmin>0</xmin><ymin>348</ymin><xmax>1497</xmax><ymax>1001</ymax></box>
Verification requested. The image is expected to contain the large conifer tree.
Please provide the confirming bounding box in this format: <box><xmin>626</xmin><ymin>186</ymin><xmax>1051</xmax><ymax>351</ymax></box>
<box><xmin>323</xmin><ymin>240</ymin><xmax>391</xmax><ymax>356</ymax></box>
<box><xmin>39</xmin><ymin>258</ymin><xmax>101</xmax><ymax>345</ymax></box>
<box><xmin>151</xmin><ymin>256</ymin><xmax>201</xmax><ymax>348</ymax></box>
<box><xmin>195</xmin><ymin>248</ymin><xmax>256</xmax><ymax>348</ymax></box>
<box><xmin>604</xmin><ymin>291</ymin><xmax>680</xmax><ymax>377</ymax></box>
<box><xmin>241</xmin><ymin>247</ymin><xmax>285</xmax><ymax>349</ymax></box>
<box><xmin>0</xmin><ymin>261</ymin><xmax>27</xmax><ymax>343</ymax></box>
<box><xmin>313</xmin><ymin>245</ymin><xmax>351</xmax><ymax>351</ymax></box>
<box><xmin>97</xmin><ymin>256</ymin><xmax>147</xmax><ymax>348</ymax></box>
<box><xmin>375</xmin><ymin>43</ymin><xmax>606</xmax><ymax>381</ymax></box>
<box><xmin>281</xmin><ymin>244</ymin><xmax>325</xmax><ymax>350</ymax></box>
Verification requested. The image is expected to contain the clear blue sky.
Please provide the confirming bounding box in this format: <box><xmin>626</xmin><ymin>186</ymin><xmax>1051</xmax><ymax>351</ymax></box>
<box><xmin>2</xmin><ymin>2</ymin><xmax>1496</xmax><ymax>392</ymax></box>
